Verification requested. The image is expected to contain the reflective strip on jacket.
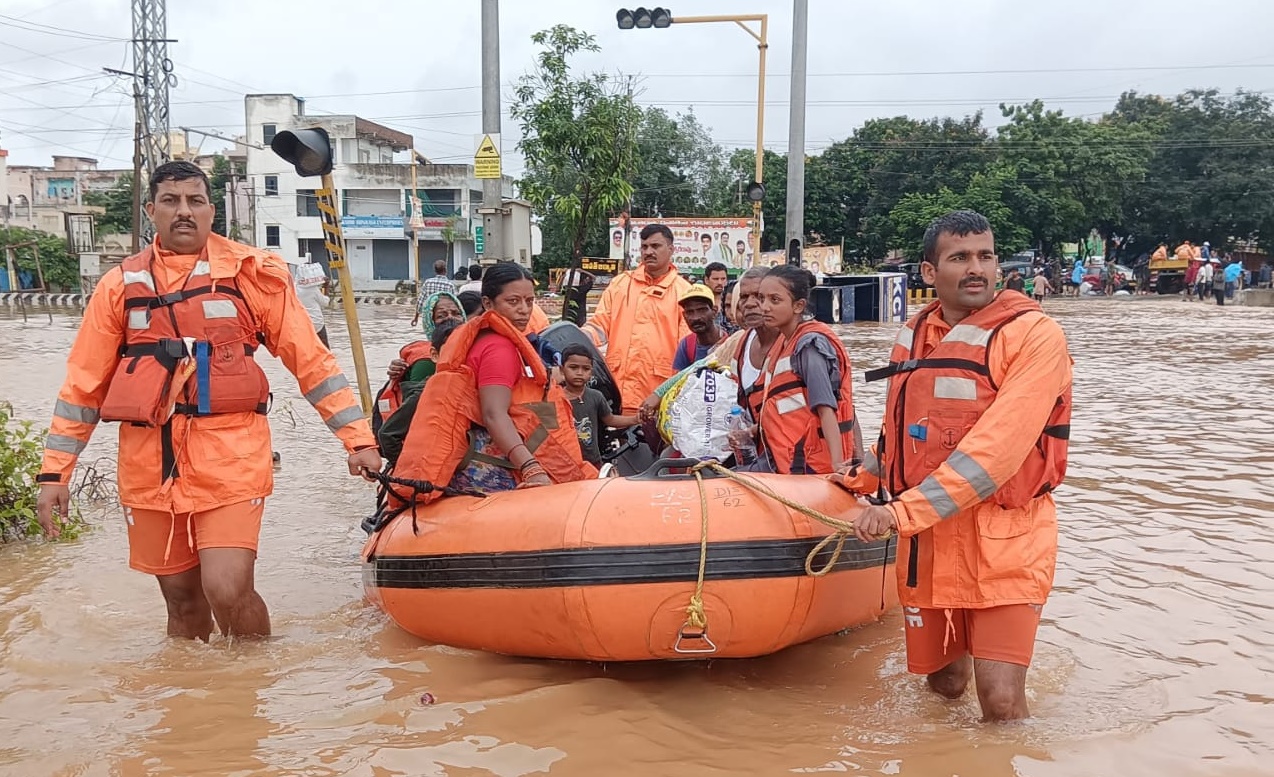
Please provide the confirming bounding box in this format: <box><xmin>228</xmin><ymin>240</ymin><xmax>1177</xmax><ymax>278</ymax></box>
<box><xmin>756</xmin><ymin>319</ymin><xmax>858</xmax><ymax>475</ymax></box>
<box><xmin>391</xmin><ymin>310</ymin><xmax>596</xmax><ymax>506</ymax></box>
<box><xmin>844</xmin><ymin>291</ymin><xmax>1073</xmax><ymax>609</ymax></box>
<box><xmin>38</xmin><ymin>234</ymin><xmax>375</xmax><ymax>512</ymax></box>
<box><xmin>373</xmin><ymin>340</ymin><xmax>434</xmax><ymax>436</ymax></box>
<box><xmin>581</xmin><ymin>266</ymin><xmax>690</xmax><ymax>413</ymax></box>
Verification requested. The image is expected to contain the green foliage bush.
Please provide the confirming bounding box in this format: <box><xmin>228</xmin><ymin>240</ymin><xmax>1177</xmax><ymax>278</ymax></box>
<box><xmin>0</xmin><ymin>403</ymin><xmax>88</xmax><ymax>542</ymax></box>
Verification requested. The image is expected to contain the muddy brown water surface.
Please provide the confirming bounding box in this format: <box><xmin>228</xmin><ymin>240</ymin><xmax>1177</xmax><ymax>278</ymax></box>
<box><xmin>1</xmin><ymin>297</ymin><xmax>1271</xmax><ymax>776</ymax></box>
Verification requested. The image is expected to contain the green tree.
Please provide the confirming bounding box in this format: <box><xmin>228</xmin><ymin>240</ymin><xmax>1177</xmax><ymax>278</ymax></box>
<box><xmin>1107</xmin><ymin>88</ymin><xmax>1274</xmax><ymax>254</ymax></box>
<box><xmin>887</xmin><ymin>165</ymin><xmax>1031</xmax><ymax>260</ymax></box>
<box><xmin>995</xmin><ymin>100</ymin><xmax>1152</xmax><ymax>259</ymax></box>
<box><xmin>82</xmin><ymin>173</ymin><xmax>134</xmax><ymax>236</ymax></box>
<box><xmin>512</xmin><ymin>25</ymin><xmax>640</xmax><ymax>275</ymax></box>
<box><xmin>0</xmin><ymin>226</ymin><xmax>77</xmax><ymax>290</ymax></box>
<box><xmin>631</xmin><ymin>107</ymin><xmax>734</xmax><ymax>218</ymax></box>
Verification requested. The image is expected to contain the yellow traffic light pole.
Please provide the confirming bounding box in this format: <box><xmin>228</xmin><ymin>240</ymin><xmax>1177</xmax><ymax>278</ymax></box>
<box><xmin>673</xmin><ymin>14</ymin><xmax>767</xmax><ymax>262</ymax></box>
<box><xmin>315</xmin><ymin>175</ymin><xmax>373</xmax><ymax>416</ymax></box>
<box><xmin>618</xmin><ymin>11</ymin><xmax>767</xmax><ymax>262</ymax></box>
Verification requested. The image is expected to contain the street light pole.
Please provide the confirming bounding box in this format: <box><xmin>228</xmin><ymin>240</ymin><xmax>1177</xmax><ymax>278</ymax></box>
<box><xmin>480</xmin><ymin>0</ymin><xmax>504</xmax><ymax>264</ymax></box>
<box><xmin>784</xmin><ymin>0</ymin><xmax>808</xmax><ymax>264</ymax></box>
<box><xmin>667</xmin><ymin>14</ymin><xmax>767</xmax><ymax>263</ymax></box>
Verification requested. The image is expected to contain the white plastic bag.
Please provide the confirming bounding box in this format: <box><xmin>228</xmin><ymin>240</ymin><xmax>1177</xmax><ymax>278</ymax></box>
<box><xmin>664</xmin><ymin>367</ymin><xmax>739</xmax><ymax>461</ymax></box>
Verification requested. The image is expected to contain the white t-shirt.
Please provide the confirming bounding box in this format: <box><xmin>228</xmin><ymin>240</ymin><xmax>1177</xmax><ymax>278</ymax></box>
<box><xmin>740</xmin><ymin>330</ymin><xmax>762</xmax><ymax>391</ymax></box>
<box><xmin>458</xmin><ymin>280</ymin><xmax>483</xmax><ymax>295</ymax></box>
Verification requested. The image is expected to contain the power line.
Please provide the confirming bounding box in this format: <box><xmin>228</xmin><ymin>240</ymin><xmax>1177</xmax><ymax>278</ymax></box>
<box><xmin>0</xmin><ymin>13</ymin><xmax>127</xmax><ymax>42</ymax></box>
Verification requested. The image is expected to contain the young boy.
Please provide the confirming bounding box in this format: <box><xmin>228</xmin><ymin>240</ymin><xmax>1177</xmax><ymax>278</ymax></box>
<box><xmin>559</xmin><ymin>343</ymin><xmax>638</xmax><ymax>466</ymax></box>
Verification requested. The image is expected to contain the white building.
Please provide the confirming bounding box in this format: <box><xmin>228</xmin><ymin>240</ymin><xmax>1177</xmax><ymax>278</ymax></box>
<box><xmin>244</xmin><ymin>94</ymin><xmax>512</xmax><ymax>290</ymax></box>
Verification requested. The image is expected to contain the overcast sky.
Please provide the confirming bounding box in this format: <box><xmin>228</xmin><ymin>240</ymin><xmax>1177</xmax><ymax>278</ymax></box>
<box><xmin>3</xmin><ymin>0</ymin><xmax>1273</xmax><ymax>175</ymax></box>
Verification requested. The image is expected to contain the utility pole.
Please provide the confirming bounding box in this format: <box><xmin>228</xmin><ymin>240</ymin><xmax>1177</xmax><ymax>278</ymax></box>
<box><xmin>479</xmin><ymin>0</ymin><xmax>504</xmax><ymax>264</ymax></box>
<box><xmin>107</xmin><ymin>68</ymin><xmax>145</xmax><ymax>253</ymax></box>
<box><xmin>784</xmin><ymin>0</ymin><xmax>808</xmax><ymax>265</ymax></box>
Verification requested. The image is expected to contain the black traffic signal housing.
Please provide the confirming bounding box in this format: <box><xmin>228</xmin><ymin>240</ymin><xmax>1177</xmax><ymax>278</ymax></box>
<box><xmin>270</xmin><ymin>127</ymin><xmax>334</xmax><ymax>177</ymax></box>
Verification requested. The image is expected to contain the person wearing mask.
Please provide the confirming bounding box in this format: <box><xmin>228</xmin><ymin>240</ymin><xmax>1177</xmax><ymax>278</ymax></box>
<box><xmin>376</xmin><ymin>291</ymin><xmax>467</xmax><ymax>457</ymax></box>
<box><xmin>412</xmin><ymin>259</ymin><xmax>457</xmax><ymax>329</ymax></box>
<box><xmin>392</xmin><ymin>263</ymin><xmax>595</xmax><ymax>500</ymax></box>
<box><xmin>458</xmin><ymin>264</ymin><xmax>483</xmax><ymax>295</ymax></box>
<box><xmin>583</xmin><ymin>224</ymin><xmax>691</xmax><ymax>416</ymax></box>
<box><xmin>844</xmin><ymin>210</ymin><xmax>1073</xmax><ymax>722</ymax></box>
<box><xmin>732</xmin><ymin>265</ymin><xmax>861</xmax><ymax>475</ymax></box>
<box><xmin>288</xmin><ymin>256</ymin><xmax>330</xmax><ymax>347</ymax></box>
<box><xmin>34</xmin><ymin>161</ymin><xmax>379</xmax><ymax>640</ymax></box>
<box><xmin>672</xmin><ymin>284</ymin><xmax>726</xmax><ymax>371</ymax></box>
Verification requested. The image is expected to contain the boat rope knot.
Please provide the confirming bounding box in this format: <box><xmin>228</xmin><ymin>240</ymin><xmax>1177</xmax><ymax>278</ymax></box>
<box><xmin>363</xmin><ymin>468</ymin><xmax>488</xmax><ymax>535</ymax></box>
<box><xmin>687</xmin><ymin>460</ymin><xmax>887</xmax><ymax>578</ymax></box>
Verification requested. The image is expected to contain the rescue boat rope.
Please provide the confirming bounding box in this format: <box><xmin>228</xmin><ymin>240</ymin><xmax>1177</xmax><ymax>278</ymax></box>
<box><xmin>687</xmin><ymin>460</ymin><xmax>886</xmax><ymax>577</ymax></box>
<box><xmin>682</xmin><ymin>459</ymin><xmax>882</xmax><ymax>650</ymax></box>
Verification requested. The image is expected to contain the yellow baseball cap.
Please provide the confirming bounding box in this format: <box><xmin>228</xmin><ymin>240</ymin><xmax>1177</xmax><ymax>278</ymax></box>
<box><xmin>678</xmin><ymin>283</ymin><xmax>717</xmax><ymax>306</ymax></box>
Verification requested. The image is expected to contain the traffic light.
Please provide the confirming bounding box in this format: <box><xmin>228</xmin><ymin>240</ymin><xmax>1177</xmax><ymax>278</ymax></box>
<box><xmin>616</xmin><ymin>7</ymin><xmax>672</xmax><ymax>30</ymax></box>
<box><xmin>745</xmin><ymin>181</ymin><xmax>765</xmax><ymax>203</ymax></box>
<box><xmin>270</xmin><ymin>127</ymin><xmax>334</xmax><ymax>177</ymax></box>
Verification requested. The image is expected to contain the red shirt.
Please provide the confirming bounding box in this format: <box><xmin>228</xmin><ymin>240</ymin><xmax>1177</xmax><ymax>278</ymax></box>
<box><xmin>466</xmin><ymin>332</ymin><xmax>522</xmax><ymax>389</ymax></box>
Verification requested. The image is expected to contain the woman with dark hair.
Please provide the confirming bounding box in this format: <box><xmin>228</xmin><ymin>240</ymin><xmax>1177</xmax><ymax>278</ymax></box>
<box><xmin>393</xmin><ymin>262</ymin><xmax>595</xmax><ymax>498</ymax></box>
<box><xmin>739</xmin><ymin>265</ymin><xmax>862</xmax><ymax>474</ymax></box>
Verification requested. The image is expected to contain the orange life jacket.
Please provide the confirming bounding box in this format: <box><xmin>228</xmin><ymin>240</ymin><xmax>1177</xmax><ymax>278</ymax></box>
<box><xmin>757</xmin><ymin>320</ymin><xmax>858</xmax><ymax>475</ymax></box>
<box><xmin>99</xmin><ymin>246</ymin><xmax>269</xmax><ymax>427</ymax></box>
<box><xmin>866</xmin><ymin>291</ymin><xmax>1071</xmax><ymax>511</ymax></box>
<box><xmin>372</xmin><ymin>340</ymin><xmax>434</xmax><ymax>435</ymax></box>
<box><xmin>390</xmin><ymin>311</ymin><xmax>595</xmax><ymax>505</ymax></box>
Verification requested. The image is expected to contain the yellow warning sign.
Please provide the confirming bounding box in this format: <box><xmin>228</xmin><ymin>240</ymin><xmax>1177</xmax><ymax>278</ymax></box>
<box><xmin>474</xmin><ymin>134</ymin><xmax>501</xmax><ymax>179</ymax></box>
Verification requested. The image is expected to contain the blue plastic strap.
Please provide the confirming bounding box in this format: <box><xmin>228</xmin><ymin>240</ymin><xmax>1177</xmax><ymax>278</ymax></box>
<box><xmin>195</xmin><ymin>341</ymin><xmax>212</xmax><ymax>415</ymax></box>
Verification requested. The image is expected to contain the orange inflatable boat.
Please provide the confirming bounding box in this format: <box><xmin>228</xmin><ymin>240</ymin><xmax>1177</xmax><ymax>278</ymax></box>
<box><xmin>360</xmin><ymin>461</ymin><xmax>898</xmax><ymax>661</ymax></box>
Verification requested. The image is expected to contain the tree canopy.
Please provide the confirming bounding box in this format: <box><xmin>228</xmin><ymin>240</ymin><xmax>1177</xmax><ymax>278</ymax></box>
<box><xmin>508</xmin><ymin>32</ymin><xmax>1274</xmax><ymax>269</ymax></box>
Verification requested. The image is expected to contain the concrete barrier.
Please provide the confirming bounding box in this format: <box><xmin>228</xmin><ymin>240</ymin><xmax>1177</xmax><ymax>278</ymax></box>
<box><xmin>1241</xmin><ymin>288</ymin><xmax>1274</xmax><ymax>307</ymax></box>
<box><xmin>0</xmin><ymin>292</ymin><xmax>84</xmax><ymax>307</ymax></box>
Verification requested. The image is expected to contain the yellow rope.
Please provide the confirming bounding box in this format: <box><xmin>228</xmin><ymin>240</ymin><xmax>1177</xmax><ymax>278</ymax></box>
<box><xmin>684</xmin><ymin>467</ymin><xmax>712</xmax><ymax>634</ymax></box>
<box><xmin>677</xmin><ymin>459</ymin><xmax>890</xmax><ymax>646</ymax></box>
<box><xmin>687</xmin><ymin>460</ymin><xmax>887</xmax><ymax>577</ymax></box>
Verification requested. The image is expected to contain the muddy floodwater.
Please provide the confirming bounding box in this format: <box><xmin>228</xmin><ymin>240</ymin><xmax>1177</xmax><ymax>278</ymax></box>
<box><xmin>1</xmin><ymin>297</ymin><xmax>1271</xmax><ymax>777</ymax></box>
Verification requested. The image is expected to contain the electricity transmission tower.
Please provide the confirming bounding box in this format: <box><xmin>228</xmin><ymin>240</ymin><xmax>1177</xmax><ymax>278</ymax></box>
<box><xmin>132</xmin><ymin>0</ymin><xmax>174</xmax><ymax>178</ymax></box>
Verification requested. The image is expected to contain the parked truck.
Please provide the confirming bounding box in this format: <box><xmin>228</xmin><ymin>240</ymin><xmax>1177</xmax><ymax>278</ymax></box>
<box><xmin>1148</xmin><ymin>252</ymin><xmax>1189</xmax><ymax>294</ymax></box>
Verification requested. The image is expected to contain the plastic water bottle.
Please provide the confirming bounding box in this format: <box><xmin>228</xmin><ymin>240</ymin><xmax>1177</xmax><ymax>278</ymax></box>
<box><xmin>728</xmin><ymin>406</ymin><xmax>757</xmax><ymax>466</ymax></box>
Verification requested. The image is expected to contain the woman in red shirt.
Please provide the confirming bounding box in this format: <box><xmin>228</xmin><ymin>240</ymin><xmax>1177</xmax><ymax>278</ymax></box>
<box><xmin>454</xmin><ymin>262</ymin><xmax>554</xmax><ymax>490</ymax></box>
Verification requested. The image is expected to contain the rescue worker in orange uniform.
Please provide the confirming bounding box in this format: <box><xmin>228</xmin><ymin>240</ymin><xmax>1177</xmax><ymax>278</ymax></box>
<box><xmin>582</xmin><ymin>223</ymin><xmax>691</xmax><ymax>415</ymax></box>
<box><xmin>391</xmin><ymin>262</ymin><xmax>595</xmax><ymax>505</ymax></box>
<box><xmin>1175</xmin><ymin>241</ymin><xmax>1194</xmax><ymax>262</ymax></box>
<box><xmin>34</xmin><ymin>161</ymin><xmax>381</xmax><ymax>641</ymax></box>
<box><xmin>843</xmin><ymin>210</ymin><xmax>1073</xmax><ymax>722</ymax></box>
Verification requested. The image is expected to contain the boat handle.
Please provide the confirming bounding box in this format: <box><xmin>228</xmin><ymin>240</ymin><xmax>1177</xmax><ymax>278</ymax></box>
<box><xmin>630</xmin><ymin>457</ymin><xmax>726</xmax><ymax>481</ymax></box>
<box><xmin>673</xmin><ymin>626</ymin><xmax>718</xmax><ymax>655</ymax></box>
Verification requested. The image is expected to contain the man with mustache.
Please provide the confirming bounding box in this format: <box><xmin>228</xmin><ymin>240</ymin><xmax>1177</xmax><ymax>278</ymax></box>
<box><xmin>582</xmin><ymin>223</ymin><xmax>690</xmax><ymax>417</ymax></box>
<box><xmin>671</xmin><ymin>284</ymin><xmax>725</xmax><ymax>370</ymax></box>
<box><xmin>840</xmin><ymin>210</ymin><xmax>1073</xmax><ymax>722</ymax></box>
<box><xmin>35</xmin><ymin>160</ymin><xmax>381</xmax><ymax>641</ymax></box>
